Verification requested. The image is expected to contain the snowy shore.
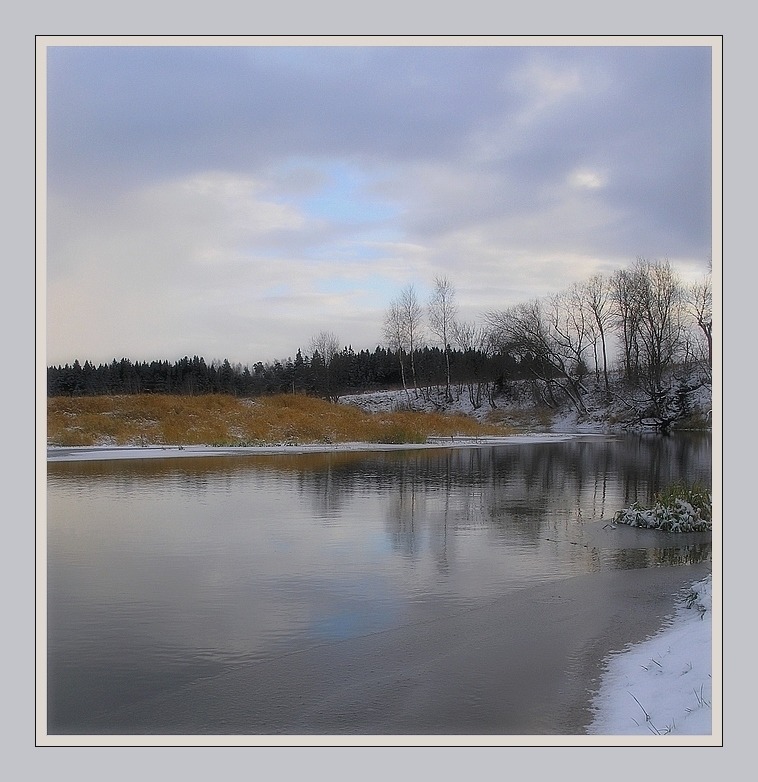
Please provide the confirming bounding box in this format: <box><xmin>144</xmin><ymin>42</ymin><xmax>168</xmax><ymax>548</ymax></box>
<box><xmin>587</xmin><ymin>573</ymin><xmax>714</xmax><ymax>737</ymax></box>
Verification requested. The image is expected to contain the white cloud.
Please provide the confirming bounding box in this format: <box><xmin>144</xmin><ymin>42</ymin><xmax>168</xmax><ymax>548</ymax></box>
<box><xmin>521</xmin><ymin>61</ymin><xmax>583</xmax><ymax>100</ymax></box>
<box><xmin>46</xmin><ymin>171</ymin><xmax>321</xmax><ymax>363</ymax></box>
<box><xmin>510</xmin><ymin>60</ymin><xmax>584</xmax><ymax>127</ymax></box>
<box><xmin>569</xmin><ymin>168</ymin><xmax>606</xmax><ymax>190</ymax></box>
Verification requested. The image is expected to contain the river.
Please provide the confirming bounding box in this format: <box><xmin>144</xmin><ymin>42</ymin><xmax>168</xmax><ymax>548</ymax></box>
<box><xmin>45</xmin><ymin>432</ymin><xmax>712</xmax><ymax>736</ymax></box>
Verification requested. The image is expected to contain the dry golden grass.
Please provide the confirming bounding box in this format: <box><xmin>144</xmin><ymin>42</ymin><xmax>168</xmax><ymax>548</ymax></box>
<box><xmin>47</xmin><ymin>394</ymin><xmax>513</xmax><ymax>447</ymax></box>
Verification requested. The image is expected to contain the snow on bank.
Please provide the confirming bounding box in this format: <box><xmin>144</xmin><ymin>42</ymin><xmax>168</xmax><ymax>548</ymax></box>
<box><xmin>339</xmin><ymin>387</ymin><xmax>562</xmax><ymax>425</ymax></box>
<box><xmin>339</xmin><ymin>380</ymin><xmax>712</xmax><ymax>434</ymax></box>
<box><xmin>46</xmin><ymin>433</ymin><xmax>583</xmax><ymax>462</ymax></box>
<box><xmin>587</xmin><ymin>574</ymin><xmax>714</xmax><ymax>737</ymax></box>
<box><xmin>339</xmin><ymin>387</ymin><xmax>611</xmax><ymax>433</ymax></box>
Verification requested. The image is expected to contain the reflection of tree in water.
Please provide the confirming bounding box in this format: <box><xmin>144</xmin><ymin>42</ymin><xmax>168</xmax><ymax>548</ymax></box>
<box><xmin>386</xmin><ymin>486</ymin><xmax>424</xmax><ymax>559</ymax></box>
<box><xmin>427</xmin><ymin>486</ymin><xmax>454</xmax><ymax>577</ymax></box>
<box><xmin>51</xmin><ymin>433</ymin><xmax>711</xmax><ymax>543</ymax></box>
<box><xmin>295</xmin><ymin>461</ymin><xmax>351</xmax><ymax>520</ymax></box>
<box><xmin>608</xmin><ymin>543</ymin><xmax>712</xmax><ymax>569</ymax></box>
<box><xmin>615</xmin><ymin>433</ymin><xmax>712</xmax><ymax>507</ymax></box>
<box><xmin>383</xmin><ymin>452</ymin><xmax>455</xmax><ymax>574</ymax></box>
<box><xmin>380</xmin><ymin>455</ymin><xmax>425</xmax><ymax>560</ymax></box>
<box><xmin>378</xmin><ymin>434</ymin><xmax>711</xmax><ymax>571</ymax></box>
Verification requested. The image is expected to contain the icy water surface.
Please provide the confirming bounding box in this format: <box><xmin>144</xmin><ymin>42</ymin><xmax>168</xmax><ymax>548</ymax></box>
<box><xmin>46</xmin><ymin>433</ymin><xmax>712</xmax><ymax>735</ymax></box>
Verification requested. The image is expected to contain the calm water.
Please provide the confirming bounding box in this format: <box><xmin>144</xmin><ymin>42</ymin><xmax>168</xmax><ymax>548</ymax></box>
<box><xmin>46</xmin><ymin>433</ymin><xmax>711</xmax><ymax>735</ymax></box>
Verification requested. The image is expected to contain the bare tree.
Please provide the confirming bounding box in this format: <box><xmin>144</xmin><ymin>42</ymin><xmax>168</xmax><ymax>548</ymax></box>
<box><xmin>611</xmin><ymin>258</ymin><xmax>686</xmax><ymax>392</ymax></box>
<box><xmin>582</xmin><ymin>273</ymin><xmax>614</xmax><ymax>392</ymax></box>
<box><xmin>608</xmin><ymin>259</ymin><xmax>695</xmax><ymax>431</ymax></box>
<box><xmin>453</xmin><ymin>319</ymin><xmax>491</xmax><ymax>409</ymax></box>
<box><xmin>309</xmin><ymin>330</ymin><xmax>340</xmax><ymax>401</ymax></box>
<box><xmin>548</xmin><ymin>284</ymin><xmax>593</xmax><ymax>380</ymax></box>
<box><xmin>634</xmin><ymin>259</ymin><xmax>686</xmax><ymax>394</ymax></box>
<box><xmin>610</xmin><ymin>266</ymin><xmax>644</xmax><ymax>383</ymax></box>
<box><xmin>309</xmin><ymin>330</ymin><xmax>339</xmax><ymax>365</ymax></box>
<box><xmin>383</xmin><ymin>284</ymin><xmax>425</xmax><ymax>399</ymax></box>
<box><xmin>428</xmin><ymin>276</ymin><xmax>458</xmax><ymax>402</ymax></box>
<box><xmin>383</xmin><ymin>299</ymin><xmax>409</xmax><ymax>395</ymax></box>
<box><xmin>687</xmin><ymin>270</ymin><xmax>713</xmax><ymax>374</ymax></box>
<box><xmin>399</xmin><ymin>284</ymin><xmax>424</xmax><ymax>394</ymax></box>
<box><xmin>482</xmin><ymin>258</ymin><xmax>708</xmax><ymax>432</ymax></box>
<box><xmin>485</xmin><ymin>298</ymin><xmax>587</xmax><ymax>413</ymax></box>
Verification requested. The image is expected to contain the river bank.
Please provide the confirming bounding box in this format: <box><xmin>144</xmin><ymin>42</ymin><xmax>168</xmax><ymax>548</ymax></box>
<box><xmin>45</xmin><ymin>432</ymin><xmax>587</xmax><ymax>462</ymax></box>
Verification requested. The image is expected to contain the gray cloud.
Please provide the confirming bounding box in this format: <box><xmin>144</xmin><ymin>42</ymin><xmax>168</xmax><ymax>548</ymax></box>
<box><xmin>44</xmin><ymin>41</ymin><xmax>714</xmax><ymax>366</ymax></box>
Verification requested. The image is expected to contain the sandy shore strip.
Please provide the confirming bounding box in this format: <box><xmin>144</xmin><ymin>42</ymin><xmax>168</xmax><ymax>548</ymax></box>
<box><xmin>46</xmin><ymin>433</ymin><xmax>604</xmax><ymax>462</ymax></box>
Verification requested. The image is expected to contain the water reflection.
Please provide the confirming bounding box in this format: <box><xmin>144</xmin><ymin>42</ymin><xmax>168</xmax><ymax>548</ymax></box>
<box><xmin>608</xmin><ymin>542</ymin><xmax>712</xmax><ymax>569</ymax></box>
<box><xmin>49</xmin><ymin>432</ymin><xmax>711</xmax><ymax>509</ymax></box>
<box><xmin>46</xmin><ymin>432</ymin><xmax>711</xmax><ymax>733</ymax></box>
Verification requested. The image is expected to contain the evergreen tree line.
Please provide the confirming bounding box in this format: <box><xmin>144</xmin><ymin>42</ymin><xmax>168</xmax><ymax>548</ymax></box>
<box><xmin>47</xmin><ymin>346</ymin><xmax>536</xmax><ymax>399</ymax></box>
<box><xmin>48</xmin><ymin>258</ymin><xmax>713</xmax><ymax>429</ymax></box>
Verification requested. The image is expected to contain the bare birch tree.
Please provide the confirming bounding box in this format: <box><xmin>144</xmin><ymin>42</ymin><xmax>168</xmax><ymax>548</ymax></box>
<box><xmin>582</xmin><ymin>273</ymin><xmax>614</xmax><ymax>392</ymax></box>
<box><xmin>399</xmin><ymin>284</ymin><xmax>424</xmax><ymax>394</ymax></box>
<box><xmin>428</xmin><ymin>276</ymin><xmax>458</xmax><ymax>402</ymax></box>
<box><xmin>383</xmin><ymin>299</ymin><xmax>409</xmax><ymax>394</ymax></box>
<box><xmin>549</xmin><ymin>284</ymin><xmax>593</xmax><ymax>380</ymax></box>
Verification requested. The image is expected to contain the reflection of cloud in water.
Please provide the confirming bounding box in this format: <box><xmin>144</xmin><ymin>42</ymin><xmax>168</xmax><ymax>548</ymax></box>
<box><xmin>308</xmin><ymin>596</ymin><xmax>399</xmax><ymax>642</ymax></box>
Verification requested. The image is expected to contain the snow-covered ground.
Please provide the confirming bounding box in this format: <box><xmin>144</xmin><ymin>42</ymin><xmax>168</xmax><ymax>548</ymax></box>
<box><xmin>587</xmin><ymin>574</ymin><xmax>714</xmax><ymax>738</ymax></box>
<box><xmin>339</xmin><ymin>378</ymin><xmax>712</xmax><ymax>434</ymax></box>
<box><xmin>339</xmin><ymin>386</ymin><xmax>548</xmax><ymax>425</ymax></box>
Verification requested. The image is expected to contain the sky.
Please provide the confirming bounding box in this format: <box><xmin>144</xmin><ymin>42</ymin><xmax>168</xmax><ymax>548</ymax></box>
<box><xmin>42</xmin><ymin>37</ymin><xmax>716</xmax><ymax>368</ymax></box>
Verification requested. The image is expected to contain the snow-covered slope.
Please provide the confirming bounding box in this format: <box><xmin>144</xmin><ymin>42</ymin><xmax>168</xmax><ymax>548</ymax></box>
<box><xmin>339</xmin><ymin>377</ymin><xmax>712</xmax><ymax>434</ymax></box>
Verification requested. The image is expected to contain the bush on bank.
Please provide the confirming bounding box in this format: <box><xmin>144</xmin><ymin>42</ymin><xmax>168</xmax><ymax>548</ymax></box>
<box><xmin>614</xmin><ymin>482</ymin><xmax>712</xmax><ymax>532</ymax></box>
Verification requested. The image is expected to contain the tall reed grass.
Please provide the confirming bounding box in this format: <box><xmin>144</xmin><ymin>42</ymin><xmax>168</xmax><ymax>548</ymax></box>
<box><xmin>47</xmin><ymin>394</ymin><xmax>512</xmax><ymax>447</ymax></box>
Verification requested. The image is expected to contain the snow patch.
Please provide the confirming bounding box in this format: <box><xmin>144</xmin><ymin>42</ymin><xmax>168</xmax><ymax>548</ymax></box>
<box><xmin>587</xmin><ymin>574</ymin><xmax>713</xmax><ymax>736</ymax></box>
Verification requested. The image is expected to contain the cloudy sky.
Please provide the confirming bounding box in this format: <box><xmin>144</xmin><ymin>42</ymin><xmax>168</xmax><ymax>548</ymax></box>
<box><xmin>43</xmin><ymin>37</ymin><xmax>715</xmax><ymax>367</ymax></box>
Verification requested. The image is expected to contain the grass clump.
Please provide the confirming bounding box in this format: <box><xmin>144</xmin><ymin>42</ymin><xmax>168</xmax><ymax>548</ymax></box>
<box><xmin>614</xmin><ymin>482</ymin><xmax>712</xmax><ymax>532</ymax></box>
<box><xmin>47</xmin><ymin>393</ymin><xmax>513</xmax><ymax>448</ymax></box>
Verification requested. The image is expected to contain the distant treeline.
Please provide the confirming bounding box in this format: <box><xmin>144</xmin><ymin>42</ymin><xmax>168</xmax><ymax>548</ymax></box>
<box><xmin>47</xmin><ymin>346</ymin><xmax>534</xmax><ymax>399</ymax></box>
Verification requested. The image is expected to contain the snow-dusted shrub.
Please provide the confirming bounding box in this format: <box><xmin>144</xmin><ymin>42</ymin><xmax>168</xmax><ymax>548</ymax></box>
<box><xmin>614</xmin><ymin>483</ymin><xmax>712</xmax><ymax>532</ymax></box>
<box><xmin>684</xmin><ymin>574</ymin><xmax>712</xmax><ymax>617</ymax></box>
